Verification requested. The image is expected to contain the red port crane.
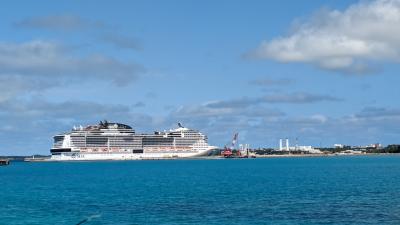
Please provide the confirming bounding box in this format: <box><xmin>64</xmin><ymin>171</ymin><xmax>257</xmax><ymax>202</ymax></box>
<box><xmin>222</xmin><ymin>133</ymin><xmax>239</xmax><ymax>158</ymax></box>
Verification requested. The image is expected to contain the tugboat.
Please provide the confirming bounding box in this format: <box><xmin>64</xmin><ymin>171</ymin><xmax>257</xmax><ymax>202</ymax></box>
<box><xmin>221</xmin><ymin>133</ymin><xmax>239</xmax><ymax>158</ymax></box>
<box><xmin>221</xmin><ymin>133</ymin><xmax>256</xmax><ymax>158</ymax></box>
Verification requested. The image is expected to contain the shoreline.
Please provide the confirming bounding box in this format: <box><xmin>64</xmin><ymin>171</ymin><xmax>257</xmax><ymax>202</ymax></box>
<box><xmin>200</xmin><ymin>153</ymin><xmax>400</xmax><ymax>159</ymax></box>
<box><xmin>14</xmin><ymin>152</ymin><xmax>400</xmax><ymax>162</ymax></box>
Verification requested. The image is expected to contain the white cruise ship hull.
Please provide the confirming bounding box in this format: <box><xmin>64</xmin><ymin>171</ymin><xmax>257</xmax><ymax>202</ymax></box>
<box><xmin>50</xmin><ymin>149</ymin><xmax>214</xmax><ymax>161</ymax></box>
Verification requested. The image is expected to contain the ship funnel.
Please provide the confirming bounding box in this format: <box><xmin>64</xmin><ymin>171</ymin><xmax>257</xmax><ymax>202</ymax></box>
<box><xmin>178</xmin><ymin>122</ymin><xmax>184</xmax><ymax>128</ymax></box>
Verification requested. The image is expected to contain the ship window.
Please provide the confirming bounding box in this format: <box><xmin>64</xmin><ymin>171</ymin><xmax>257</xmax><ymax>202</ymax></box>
<box><xmin>86</xmin><ymin>137</ymin><xmax>108</xmax><ymax>145</ymax></box>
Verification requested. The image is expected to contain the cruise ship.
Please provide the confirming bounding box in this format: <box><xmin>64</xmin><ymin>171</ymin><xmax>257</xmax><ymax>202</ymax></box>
<box><xmin>50</xmin><ymin>121</ymin><xmax>217</xmax><ymax>160</ymax></box>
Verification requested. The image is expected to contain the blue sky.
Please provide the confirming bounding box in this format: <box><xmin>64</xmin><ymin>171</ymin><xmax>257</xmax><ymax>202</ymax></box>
<box><xmin>0</xmin><ymin>0</ymin><xmax>399</xmax><ymax>155</ymax></box>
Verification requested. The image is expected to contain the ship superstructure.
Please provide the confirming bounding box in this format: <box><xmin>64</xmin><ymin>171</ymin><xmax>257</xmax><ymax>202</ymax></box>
<box><xmin>50</xmin><ymin>121</ymin><xmax>216</xmax><ymax>160</ymax></box>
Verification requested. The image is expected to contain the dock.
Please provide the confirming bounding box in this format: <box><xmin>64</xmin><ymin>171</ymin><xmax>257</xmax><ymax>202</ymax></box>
<box><xmin>0</xmin><ymin>159</ymin><xmax>10</xmax><ymax>166</ymax></box>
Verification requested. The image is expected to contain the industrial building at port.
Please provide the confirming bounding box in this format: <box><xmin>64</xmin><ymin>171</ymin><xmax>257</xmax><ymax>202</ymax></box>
<box><xmin>217</xmin><ymin>134</ymin><xmax>395</xmax><ymax>157</ymax></box>
<box><xmin>277</xmin><ymin>138</ymin><xmax>322</xmax><ymax>154</ymax></box>
<box><xmin>213</xmin><ymin>132</ymin><xmax>396</xmax><ymax>158</ymax></box>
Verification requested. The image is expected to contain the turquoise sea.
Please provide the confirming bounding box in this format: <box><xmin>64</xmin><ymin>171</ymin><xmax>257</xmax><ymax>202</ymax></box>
<box><xmin>1</xmin><ymin>155</ymin><xmax>400</xmax><ymax>224</ymax></box>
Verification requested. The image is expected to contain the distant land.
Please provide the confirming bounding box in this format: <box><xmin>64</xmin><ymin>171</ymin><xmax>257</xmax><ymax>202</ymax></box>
<box><xmin>1</xmin><ymin>144</ymin><xmax>399</xmax><ymax>161</ymax></box>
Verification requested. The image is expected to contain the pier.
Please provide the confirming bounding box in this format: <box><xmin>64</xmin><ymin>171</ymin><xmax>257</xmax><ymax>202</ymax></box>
<box><xmin>0</xmin><ymin>159</ymin><xmax>10</xmax><ymax>166</ymax></box>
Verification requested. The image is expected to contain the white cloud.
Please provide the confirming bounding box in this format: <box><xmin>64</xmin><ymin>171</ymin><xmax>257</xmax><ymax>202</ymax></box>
<box><xmin>15</xmin><ymin>15</ymin><xmax>141</xmax><ymax>51</ymax></box>
<box><xmin>249</xmin><ymin>78</ymin><xmax>294</xmax><ymax>86</ymax></box>
<box><xmin>355</xmin><ymin>106</ymin><xmax>400</xmax><ymax>118</ymax></box>
<box><xmin>0</xmin><ymin>40</ymin><xmax>143</xmax><ymax>86</ymax></box>
<box><xmin>252</xmin><ymin>0</ymin><xmax>400</xmax><ymax>73</ymax></box>
<box><xmin>101</xmin><ymin>33</ymin><xmax>141</xmax><ymax>50</ymax></box>
<box><xmin>204</xmin><ymin>92</ymin><xmax>341</xmax><ymax>108</ymax></box>
<box><xmin>0</xmin><ymin>75</ymin><xmax>59</xmax><ymax>102</ymax></box>
<box><xmin>14</xmin><ymin>15</ymin><xmax>104</xmax><ymax>31</ymax></box>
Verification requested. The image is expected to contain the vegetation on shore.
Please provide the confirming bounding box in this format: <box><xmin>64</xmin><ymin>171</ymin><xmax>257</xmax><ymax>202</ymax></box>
<box><xmin>211</xmin><ymin>144</ymin><xmax>400</xmax><ymax>156</ymax></box>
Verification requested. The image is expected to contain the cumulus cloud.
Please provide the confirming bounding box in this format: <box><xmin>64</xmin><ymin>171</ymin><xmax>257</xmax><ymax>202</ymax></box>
<box><xmin>0</xmin><ymin>40</ymin><xmax>143</xmax><ymax>86</ymax></box>
<box><xmin>251</xmin><ymin>0</ymin><xmax>400</xmax><ymax>73</ymax></box>
<box><xmin>355</xmin><ymin>106</ymin><xmax>400</xmax><ymax>118</ymax></box>
<box><xmin>174</xmin><ymin>104</ymin><xmax>284</xmax><ymax>118</ymax></box>
<box><xmin>133</xmin><ymin>102</ymin><xmax>146</xmax><ymax>107</ymax></box>
<box><xmin>0</xmin><ymin>40</ymin><xmax>144</xmax><ymax>103</ymax></box>
<box><xmin>0</xmin><ymin>99</ymin><xmax>130</xmax><ymax>121</ymax></box>
<box><xmin>173</xmin><ymin>105</ymin><xmax>236</xmax><ymax>117</ymax></box>
<box><xmin>14</xmin><ymin>15</ymin><xmax>104</xmax><ymax>31</ymax></box>
<box><xmin>101</xmin><ymin>33</ymin><xmax>141</xmax><ymax>50</ymax></box>
<box><xmin>0</xmin><ymin>75</ymin><xmax>59</xmax><ymax>102</ymax></box>
<box><xmin>14</xmin><ymin>15</ymin><xmax>141</xmax><ymax>51</ymax></box>
<box><xmin>249</xmin><ymin>78</ymin><xmax>294</xmax><ymax>86</ymax></box>
<box><xmin>205</xmin><ymin>92</ymin><xmax>342</xmax><ymax>108</ymax></box>
<box><xmin>285</xmin><ymin>114</ymin><xmax>328</xmax><ymax>125</ymax></box>
<box><xmin>262</xmin><ymin>92</ymin><xmax>341</xmax><ymax>103</ymax></box>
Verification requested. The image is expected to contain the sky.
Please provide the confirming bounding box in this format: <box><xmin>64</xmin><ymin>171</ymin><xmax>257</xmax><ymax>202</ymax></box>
<box><xmin>0</xmin><ymin>0</ymin><xmax>399</xmax><ymax>155</ymax></box>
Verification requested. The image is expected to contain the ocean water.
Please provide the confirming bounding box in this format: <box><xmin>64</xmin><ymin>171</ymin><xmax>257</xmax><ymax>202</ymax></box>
<box><xmin>1</xmin><ymin>155</ymin><xmax>400</xmax><ymax>225</ymax></box>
